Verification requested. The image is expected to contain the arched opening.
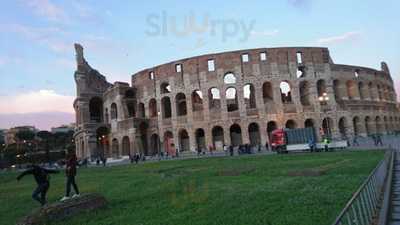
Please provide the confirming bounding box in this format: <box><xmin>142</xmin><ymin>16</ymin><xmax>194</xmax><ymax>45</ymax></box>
<box><xmin>338</xmin><ymin>117</ymin><xmax>347</xmax><ymax>138</ymax></box>
<box><xmin>280</xmin><ymin>81</ymin><xmax>292</xmax><ymax>103</ymax></box>
<box><xmin>122</xmin><ymin>136</ymin><xmax>130</xmax><ymax>156</ymax></box>
<box><xmin>212</xmin><ymin>126</ymin><xmax>224</xmax><ymax>149</ymax></box>
<box><xmin>346</xmin><ymin>80</ymin><xmax>357</xmax><ymax>100</ymax></box>
<box><xmin>149</xmin><ymin>98</ymin><xmax>157</xmax><ymax>118</ymax></box>
<box><xmin>377</xmin><ymin>85</ymin><xmax>382</xmax><ymax>100</ymax></box>
<box><xmin>285</xmin><ymin>120</ymin><xmax>297</xmax><ymax>129</ymax></box>
<box><xmin>104</xmin><ymin>108</ymin><xmax>109</xmax><ymax>123</ymax></box>
<box><xmin>195</xmin><ymin>128</ymin><xmax>206</xmax><ymax>151</ymax></box>
<box><xmin>110</xmin><ymin>103</ymin><xmax>118</xmax><ymax>120</ymax></box>
<box><xmin>248</xmin><ymin>123</ymin><xmax>261</xmax><ymax>146</ymax></box>
<box><xmin>192</xmin><ymin>90</ymin><xmax>204</xmax><ymax>112</ymax></box>
<box><xmin>333</xmin><ymin>80</ymin><xmax>341</xmax><ymax>101</ymax></box>
<box><xmin>322</xmin><ymin>117</ymin><xmax>333</xmax><ymax>138</ymax></box>
<box><xmin>244</xmin><ymin>84</ymin><xmax>256</xmax><ymax>109</ymax></box>
<box><xmin>127</xmin><ymin>102</ymin><xmax>136</xmax><ymax>118</ymax></box>
<box><xmin>178</xmin><ymin>129</ymin><xmax>190</xmax><ymax>152</ymax></box>
<box><xmin>299</xmin><ymin>81</ymin><xmax>310</xmax><ymax>106</ymax></box>
<box><xmin>125</xmin><ymin>89</ymin><xmax>135</xmax><ymax>98</ymax></box>
<box><xmin>160</xmin><ymin>82</ymin><xmax>171</xmax><ymax>94</ymax></box>
<box><xmin>226</xmin><ymin>87</ymin><xmax>238</xmax><ymax>112</ymax></box>
<box><xmin>208</xmin><ymin>88</ymin><xmax>221</xmax><ymax>110</ymax></box>
<box><xmin>267</xmin><ymin>121</ymin><xmax>278</xmax><ymax>140</ymax></box>
<box><xmin>262</xmin><ymin>82</ymin><xmax>273</xmax><ymax>103</ymax></box>
<box><xmin>230</xmin><ymin>124</ymin><xmax>242</xmax><ymax>147</ymax></box>
<box><xmin>163</xmin><ymin>131</ymin><xmax>175</xmax><ymax>156</ymax></box>
<box><xmin>138</xmin><ymin>122</ymin><xmax>148</xmax><ymax>155</ymax></box>
<box><xmin>224</xmin><ymin>72</ymin><xmax>236</xmax><ymax>84</ymax></box>
<box><xmin>138</xmin><ymin>102</ymin><xmax>145</xmax><ymax>118</ymax></box>
<box><xmin>96</xmin><ymin>127</ymin><xmax>109</xmax><ymax>158</ymax></box>
<box><xmin>175</xmin><ymin>93</ymin><xmax>187</xmax><ymax>116</ymax></box>
<box><xmin>89</xmin><ymin>97</ymin><xmax>103</xmax><ymax>122</ymax></box>
<box><xmin>353</xmin><ymin>117</ymin><xmax>361</xmax><ymax>136</ymax></box>
<box><xmin>150</xmin><ymin>134</ymin><xmax>160</xmax><ymax>156</ymax></box>
<box><xmin>111</xmin><ymin>138</ymin><xmax>119</xmax><ymax>158</ymax></box>
<box><xmin>317</xmin><ymin>79</ymin><xmax>327</xmax><ymax>97</ymax></box>
<box><xmin>305</xmin><ymin>119</ymin><xmax>317</xmax><ymax>139</ymax></box>
<box><xmin>161</xmin><ymin>97</ymin><xmax>172</xmax><ymax>118</ymax></box>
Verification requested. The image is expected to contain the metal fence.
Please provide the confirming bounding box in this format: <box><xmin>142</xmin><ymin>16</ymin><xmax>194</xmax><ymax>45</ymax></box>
<box><xmin>331</xmin><ymin>150</ymin><xmax>394</xmax><ymax>225</ymax></box>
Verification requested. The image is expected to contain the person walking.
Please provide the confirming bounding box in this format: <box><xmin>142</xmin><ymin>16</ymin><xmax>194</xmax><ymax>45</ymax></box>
<box><xmin>60</xmin><ymin>150</ymin><xmax>80</xmax><ymax>201</ymax></box>
<box><xmin>16</xmin><ymin>164</ymin><xmax>59</xmax><ymax>206</ymax></box>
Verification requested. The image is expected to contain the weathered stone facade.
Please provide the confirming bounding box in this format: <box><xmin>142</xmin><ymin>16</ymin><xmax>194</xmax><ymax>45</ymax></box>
<box><xmin>73</xmin><ymin>44</ymin><xmax>400</xmax><ymax>159</ymax></box>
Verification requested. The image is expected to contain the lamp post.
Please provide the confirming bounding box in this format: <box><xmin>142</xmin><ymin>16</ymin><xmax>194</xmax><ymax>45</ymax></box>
<box><xmin>319</xmin><ymin>92</ymin><xmax>331</xmax><ymax>138</ymax></box>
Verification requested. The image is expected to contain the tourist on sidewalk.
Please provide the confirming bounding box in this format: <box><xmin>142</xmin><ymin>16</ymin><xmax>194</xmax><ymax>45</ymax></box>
<box><xmin>16</xmin><ymin>164</ymin><xmax>59</xmax><ymax>206</ymax></box>
<box><xmin>60</xmin><ymin>149</ymin><xmax>80</xmax><ymax>201</ymax></box>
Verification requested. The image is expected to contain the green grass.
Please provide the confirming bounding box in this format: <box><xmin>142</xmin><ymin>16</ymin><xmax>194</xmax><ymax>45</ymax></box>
<box><xmin>0</xmin><ymin>151</ymin><xmax>384</xmax><ymax>225</ymax></box>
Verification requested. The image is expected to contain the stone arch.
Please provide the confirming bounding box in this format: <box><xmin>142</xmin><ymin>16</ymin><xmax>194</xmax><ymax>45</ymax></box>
<box><xmin>150</xmin><ymin>133</ymin><xmax>160</xmax><ymax>156</ymax></box>
<box><xmin>285</xmin><ymin>120</ymin><xmax>297</xmax><ymax>129</ymax></box>
<box><xmin>175</xmin><ymin>93</ymin><xmax>187</xmax><ymax>116</ymax></box>
<box><xmin>299</xmin><ymin>81</ymin><xmax>311</xmax><ymax>106</ymax></box>
<box><xmin>192</xmin><ymin>90</ymin><xmax>204</xmax><ymax>112</ymax></box>
<box><xmin>304</xmin><ymin>118</ymin><xmax>317</xmax><ymax>139</ymax></box>
<box><xmin>322</xmin><ymin>117</ymin><xmax>333</xmax><ymax>137</ymax></box>
<box><xmin>262</xmin><ymin>82</ymin><xmax>273</xmax><ymax>103</ymax></box>
<box><xmin>346</xmin><ymin>80</ymin><xmax>358</xmax><ymax>100</ymax></box>
<box><xmin>125</xmin><ymin>89</ymin><xmax>135</xmax><ymax>98</ymax></box>
<box><xmin>333</xmin><ymin>79</ymin><xmax>341</xmax><ymax>101</ymax></box>
<box><xmin>110</xmin><ymin>103</ymin><xmax>118</xmax><ymax>120</ymax></box>
<box><xmin>178</xmin><ymin>129</ymin><xmax>190</xmax><ymax>152</ymax></box>
<box><xmin>111</xmin><ymin>138</ymin><xmax>119</xmax><ymax>158</ymax></box>
<box><xmin>89</xmin><ymin>97</ymin><xmax>103</xmax><ymax>122</ymax></box>
<box><xmin>317</xmin><ymin>79</ymin><xmax>327</xmax><ymax>97</ymax></box>
<box><xmin>230</xmin><ymin>124</ymin><xmax>242</xmax><ymax>147</ymax></box>
<box><xmin>138</xmin><ymin>102</ymin><xmax>145</xmax><ymax>118</ymax></box>
<box><xmin>243</xmin><ymin>83</ymin><xmax>256</xmax><ymax>109</ymax></box>
<box><xmin>160</xmin><ymin>82</ymin><xmax>171</xmax><ymax>94</ymax></box>
<box><xmin>161</xmin><ymin>97</ymin><xmax>172</xmax><ymax>118</ymax></box>
<box><xmin>96</xmin><ymin>126</ymin><xmax>109</xmax><ymax>158</ymax></box>
<box><xmin>163</xmin><ymin>131</ymin><xmax>175</xmax><ymax>155</ymax></box>
<box><xmin>267</xmin><ymin>121</ymin><xmax>278</xmax><ymax>140</ymax></box>
<box><xmin>122</xmin><ymin>136</ymin><xmax>130</xmax><ymax>156</ymax></box>
<box><xmin>280</xmin><ymin>81</ymin><xmax>292</xmax><ymax>103</ymax></box>
<box><xmin>104</xmin><ymin>108</ymin><xmax>109</xmax><ymax>123</ymax></box>
<box><xmin>212</xmin><ymin>126</ymin><xmax>224</xmax><ymax>149</ymax></box>
<box><xmin>224</xmin><ymin>72</ymin><xmax>237</xmax><ymax>84</ymax></box>
<box><xmin>127</xmin><ymin>102</ymin><xmax>136</xmax><ymax>118</ymax></box>
<box><xmin>208</xmin><ymin>87</ymin><xmax>221</xmax><ymax>110</ymax></box>
<box><xmin>149</xmin><ymin>98</ymin><xmax>157</xmax><ymax>118</ymax></box>
<box><xmin>248</xmin><ymin>123</ymin><xmax>261</xmax><ymax>146</ymax></box>
<box><xmin>338</xmin><ymin>117</ymin><xmax>348</xmax><ymax>138</ymax></box>
<box><xmin>226</xmin><ymin>87</ymin><xmax>238</xmax><ymax>112</ymax></box>
<box><xmin>195</xmin><ymin>128</ymin><xmax>206</xmax><ymax>151</ymax></box>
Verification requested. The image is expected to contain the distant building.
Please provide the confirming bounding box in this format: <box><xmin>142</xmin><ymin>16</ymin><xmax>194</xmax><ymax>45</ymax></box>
<box><xmin>0</xmin><ymin>129</ymin><xmax>5</xmax><ymax>144</ymax></box>
<box><xmin>4</xmin><ymin>126</ymin><xmax>38</xmax><ymax>145</ymax></box>
<box><xmin>51</xmin><ymin>124</ymin><xmax>75</xmax><ymax>134</ymax></box>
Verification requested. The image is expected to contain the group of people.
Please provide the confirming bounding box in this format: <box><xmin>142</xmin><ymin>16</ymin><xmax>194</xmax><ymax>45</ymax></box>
<box><xmin>16</xmin><ymin>149</ymin><xmax>80</xmax><ymax>206</ymax></box>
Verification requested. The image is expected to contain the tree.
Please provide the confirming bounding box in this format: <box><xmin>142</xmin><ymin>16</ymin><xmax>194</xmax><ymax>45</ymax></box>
<box><xmin>16</xmin><ymin>130</ymin><xmax>35</xmax><ymax>142</ymax></box>
<box><xmin>37</xmin><ymin>131</ymin><xmax>53</xmax><ymax>164</ymax></box>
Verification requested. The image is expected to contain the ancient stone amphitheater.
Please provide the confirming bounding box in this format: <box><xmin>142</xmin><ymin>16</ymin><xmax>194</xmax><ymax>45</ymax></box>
<box><xmin>73</xmin><ymin>44</ymin><xmax>400</xmax><ymax>159</ymax></box>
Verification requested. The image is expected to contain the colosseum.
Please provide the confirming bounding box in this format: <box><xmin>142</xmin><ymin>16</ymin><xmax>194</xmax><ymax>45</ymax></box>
<box><xmin>73</xmin><ymin>43</ymin><xmax>400</xmax><ymax>159</ymax></box>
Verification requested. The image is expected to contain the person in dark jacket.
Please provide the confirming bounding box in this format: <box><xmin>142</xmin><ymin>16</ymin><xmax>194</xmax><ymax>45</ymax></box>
<box><xmin>16</xmin><ymin>164</ymin><xmax>59</xmax><ymax>206</ymax></box>
<box><xmin>60</xmin><ymin>150</ymin><xmax>80</xmax><ymax>201</ymax></box>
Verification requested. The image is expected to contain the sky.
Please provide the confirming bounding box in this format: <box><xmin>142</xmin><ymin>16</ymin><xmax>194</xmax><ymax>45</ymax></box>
<box><xmin>0</xmin><ymin>0</ymin><xmax>399</xmax><ymax>130</ymax></box>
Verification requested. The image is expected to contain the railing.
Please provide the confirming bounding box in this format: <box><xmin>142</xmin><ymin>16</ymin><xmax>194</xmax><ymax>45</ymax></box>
<box><xmin>331</xmin><ymin>150</ymin><xmax>393</xmax><ymax>225</ymax></box>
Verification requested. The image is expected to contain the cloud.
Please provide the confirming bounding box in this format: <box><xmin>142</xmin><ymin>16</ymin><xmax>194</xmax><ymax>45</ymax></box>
<box><xmin>288</xmin><ymin>0</ymin><xmax>311</xmax><ymax>9</ymax></box>
<box><xmin>317</xmin><ymin>31</ymin><xmax>361</xmax><ymax>45</ymax></box>
<box><xmin>250</xmin><ymin>29</ymin><xmax>279</xmax><ymax>37</ymax></box>
<box><xmin>22</xmin><ymin>0</ymin><xmax>69</xmax><ymax>23</ymax></box>
<box><xmin>0</xmin><ymin>90</ymin><xmax>74</xmax><ymax>114</ymax></box>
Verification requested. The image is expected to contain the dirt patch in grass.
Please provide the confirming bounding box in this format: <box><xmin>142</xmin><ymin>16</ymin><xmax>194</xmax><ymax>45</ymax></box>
<box><xmin>288</xmin><ymin>159</ymin><xmax>351</xmax><ymax>177</ymax></box>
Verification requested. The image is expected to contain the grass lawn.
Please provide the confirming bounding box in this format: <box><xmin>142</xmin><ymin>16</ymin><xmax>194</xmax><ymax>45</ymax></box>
<box><xmin>0</xmin><ymin>150</ymin><xmax>384</xmax><ymax>225</ymax></box>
